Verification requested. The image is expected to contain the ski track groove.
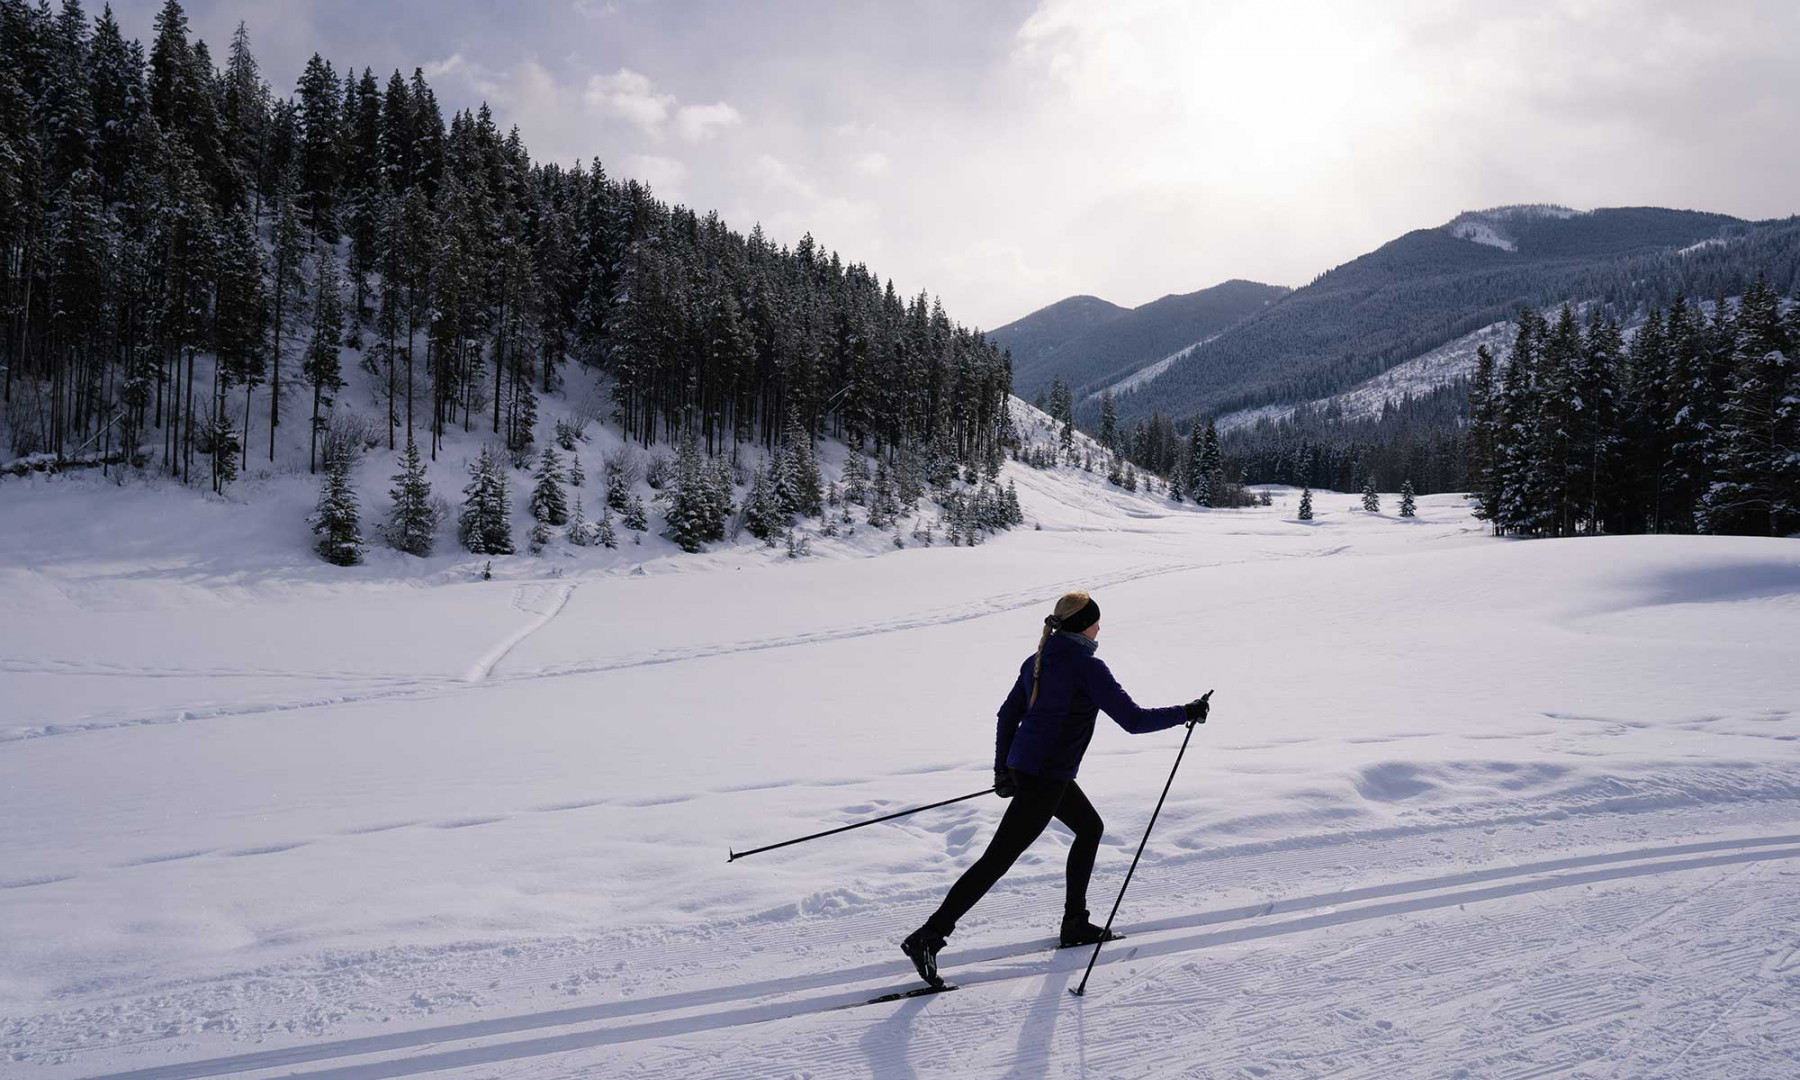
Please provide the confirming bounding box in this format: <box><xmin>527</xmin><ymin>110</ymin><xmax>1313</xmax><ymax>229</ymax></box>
<box><xmin>64</xmin><ymin>834</ymin><xmax>1800</xmax><ymax>1080</ymax></box>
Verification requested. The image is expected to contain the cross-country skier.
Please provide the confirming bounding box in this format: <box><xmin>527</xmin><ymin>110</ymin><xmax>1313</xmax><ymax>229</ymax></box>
<box><xmin>901</xmin><ymin>590</ymin><xmax>1210</xmax><ymax>987</ymax></box>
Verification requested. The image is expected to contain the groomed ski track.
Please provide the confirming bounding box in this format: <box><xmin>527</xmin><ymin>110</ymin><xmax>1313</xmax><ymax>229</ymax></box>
<box><xmin>64</xmin><ymin>817</ymin><xmax>1800</xmax><ymax>1080</ymax></box>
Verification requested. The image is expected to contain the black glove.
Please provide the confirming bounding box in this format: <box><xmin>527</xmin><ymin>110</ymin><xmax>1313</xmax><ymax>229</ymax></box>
<box><xmin>994</xmin><ymin>767</ymin><xmax>1017</xmax><ymax>799</ymax></box>
<box><xmin>1183</xmin><ymin>697</ymin><xmax>1210</xmax><ymax>723</ymax></box>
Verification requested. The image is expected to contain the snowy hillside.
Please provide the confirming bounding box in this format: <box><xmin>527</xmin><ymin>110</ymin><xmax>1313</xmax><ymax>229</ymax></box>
<box><xmin>4</xmin><ymin>428</ymin><xmax>1799</xmax><ymax>1079</ymax></box>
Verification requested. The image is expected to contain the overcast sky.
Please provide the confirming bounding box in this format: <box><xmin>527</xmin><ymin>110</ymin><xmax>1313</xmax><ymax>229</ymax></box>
<box><xmin>115</xmin><ymin>0</ymin><xmax>1800</xmax><ymax>329</ymax></box>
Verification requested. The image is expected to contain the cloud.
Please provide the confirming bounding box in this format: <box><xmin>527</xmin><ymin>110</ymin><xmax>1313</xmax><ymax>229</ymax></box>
<box><xmin>674</xmin><ymin>102</ymin><xmax>743</xmax><ymax>142</ymax></box>
<box><xmin>423</xmin><ymin>53</ymin><xmax>466</xmax><ymax>79</ymax></box>
<box><xmin>624</xmin><ymin>153</ymin><xmax>689</xmax><ymax>201</ymax></box>
<box><xmin>583</xmin><ymin>69</ymin><xmax>742</xmax><ymax>144</ymax></box>
<box><xmin>584</xmin><ymin>68</ymin><xmax>676</xmax><ymax>134</ymax></box>
<box><xmin>854</xmin><ymin>151</ymin><xmax>890</xmax><ymax>176</ymax></box>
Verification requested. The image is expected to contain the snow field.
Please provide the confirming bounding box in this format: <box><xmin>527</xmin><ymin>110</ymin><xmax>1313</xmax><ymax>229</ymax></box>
<box><xmin>2</xmin><ymin>442</ymin><xmax>1798</xmax><ymax>1079</ymax></box>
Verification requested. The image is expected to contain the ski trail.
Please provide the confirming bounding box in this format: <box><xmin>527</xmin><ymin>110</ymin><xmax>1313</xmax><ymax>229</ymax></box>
<box><xmin>11</xmin><ymin>555</ymin><xmax>1211</xmax><ymax>741</ymax></box>
<box><xmin>477</xmin><ymin>583</ymin><xmax>583</xmax><ymax>683</ymax></box>
<box><xmin>73</xmin><ymin>837</ymin><xmax>1800</xmax><ymax>1080</ymax></box>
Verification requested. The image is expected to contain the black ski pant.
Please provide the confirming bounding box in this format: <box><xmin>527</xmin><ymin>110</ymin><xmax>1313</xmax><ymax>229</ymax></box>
<box><xmin>924</xmin><ymin>770</ymin><xmax>1102</xmax><ymax>936</ymax></box>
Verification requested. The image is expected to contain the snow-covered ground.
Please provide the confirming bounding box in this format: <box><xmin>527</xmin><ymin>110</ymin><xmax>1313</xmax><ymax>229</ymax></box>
<box><xmin>3</xmin><ymin>440</ymin><xmax>1799</xmax><ymax>1079</ymax></box>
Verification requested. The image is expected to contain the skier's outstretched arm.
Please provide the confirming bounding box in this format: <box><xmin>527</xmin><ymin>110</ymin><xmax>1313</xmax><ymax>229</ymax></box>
<box><xmin>1084</xmin><ymin>658</ymin><xmax>1188</xmax><ymax>734</ymax></box>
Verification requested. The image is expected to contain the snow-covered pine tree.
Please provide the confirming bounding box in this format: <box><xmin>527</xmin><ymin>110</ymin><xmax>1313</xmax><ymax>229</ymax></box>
<box><xmin>569</xmin><ymin>452</ymin><xmax>584</xmax><ymax>488</ymax></box>
<box><xmin>596</xmin><ymin>505</ymin><xmax>619</xmax><ymax>549</ymax></box>
<box><xmin>1698</xmin><ymin>278</ymin><xmax>1795</xmax><ymax>536</ymax></box>
<box><xmin>387</xmin><ymin>436</ymin><xmax>435</xmax><ymax>556</ymax></box>
<box><xmin>527</xmin><ymin>519</ymin><xmax>551</xmax><ymax>555</ymax></box>
<box><xmin>1362</xmin><ymin>475</ymin><xmax>1381</xmax><ymax>513</ymax></box>
<box><xmin>1298</xmin><ymin>487</ymin><xmax>1314</xmax><ymax>521</ymax></box>
<box><xmin>459</xmin><ymin>445</ymin><xmax>514</xmax><ymax>554</ymax></box>
<box><xmin>530</xmin><ymin>446</ymin><xmax>569</xmax><ymax>526</ymax></box>
<box><xmin>1005</xmin><ymin>478</ymin><xmax>1024</xmax><ymax>525</ymax></box>
<box><xmin>743</xmin><ymin>461</ymin><xmax>787</xmax><ymax>541</ymax></box>
<box><xmin>665</xmin><ymin>435</ymin><xmax>728</xmax><ymax>552</ymax></box>
<box><xmin>842</xmin><ymin>452</ymin><xmax>870</xmax><ymax>505</ymax></box>
<box><xmin>623</xmin><ymin>494</ymin><xmax>649</xmax><ymax>535</ymax></box>
<box><xmin>868</xmin><ymin>456</ymin><xmax>898</xmax><ymax>527</ymax></box>
<box><xmin>1466</xmin><ymin>344</ymin><xmax>1502</xmax><ymax>527</ymax></box>
<box><xmin>776</xmin><ymin>416</ymin><xmax>824</xmax><ymax>516</ymax></box>
<box><xmin>1399</xmin><ymin>479</ymin><xmax>1416</xmax><ymax>518</ymax></box>
<box><xmin>311</xmin><ymin>450</ymin><xmax>365</xmax><ymax>566</ymax></box>
<box><xmin>1099</xmin><ymin>390</ymin><xmax>1119</xmax><ymax>452</ymax></box>
<box><xmin>567</xmin><ymin>495</ymin><xmax>590</xmax><ymax>546</ymax></box>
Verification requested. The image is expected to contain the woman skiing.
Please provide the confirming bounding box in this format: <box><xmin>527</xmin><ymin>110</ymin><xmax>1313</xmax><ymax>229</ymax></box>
<box><xmin>901</xmin><ymin>590</ymin><xmax>1209</xmax><ymax>987</ymax></box>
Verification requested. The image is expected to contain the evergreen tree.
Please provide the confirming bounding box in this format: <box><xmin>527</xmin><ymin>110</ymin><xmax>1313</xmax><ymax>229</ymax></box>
<box><xmin>1466</xmin><ymin>344</ymin><xmax>1502</xmax><ymax>526</ymax></box>
<box><xmin>267</xmin><ymin>172</ymin><xmax>308</xmax><ymax>461</ymax></box>
<box><xmin>1099</xmin><ymin>390</ymin><xmax>1118</xmax><ymax>452</ymax></box>
<box><xmin>294</xmin><ymin>53</ymin><xmax>342</xmax><ymax>240</ymax></box>
<box><xmin>214</xmin><ymin>206</ymin><xmax>268</xmax><ymax>479</ymax></box>
<box><xmin>1399</xmin><ymin>479</ymin><xmax>1416</xmax><ymax>518</ymax></box>
<box><xmin>775</xmin><ymin>415</ymin><xmax>824</xmax><ymax>516</ymax></box>
<box><xmin>743</xmin><ymin>460</ymin><xmax>787</xmax><ymax>541</ymax></box>
<box><xmin>1361</xmin><ymin>475</ymin><xmax>1380</xmax><ymax>513</ymax></box>
<box><xmin>567</xmin><ymin>495</ymin><xmax>590</xmax><ymax>546</ymax></box>
<box><xmin>595</xmin><ymin>504</ymin><xmax>619</xmax><ymax>549</ymax></box>
<box><xmin>1298</xmin><ymin>486</ymin><xmax>1313</xmax><ymax>521</ymax></box>
<box><xmin>622</xmin><ymin>493</ymin><xmax>649</xmax><ymax>534</ymax></box>
<box><xmin>664</xmin><ymin>434</ymin><xmax>728</xmax><ymax>551</ymax></box>
<box><xmin>304</xmin><ymin>245</ymin><xmax>346</xmax><ymax>473</ymax></box>
<box><xmin>311</xmin><ymin>449</ymin><xmax>365</xmax><ymax>565</ymax></box>
<box><xmin>458</xmin><ymin>444</ymin><xmax>513</xmax><ymax>554</ymax></box>
<box><xmin>842</xmin><ymin>452</ymin><xmax>870</xmax><ymax>504</ymax></box>
<box><xmin>530</xmin><ymin>445</ymin><xmax>569</xmax><ymax>526</ymax></box>
<box><xmin>1699</xmin><ymin>278</ymin><xmax>1795</xmax><ymax>535</ymax></box>
<box><xmin>568</xmin><ymin>451</ymin><xmax>584</xmax><ymax>488</ymax></box>
<box><xmin>386</xmin><ymin>436</ymin><xmax>435</xmax><ymax>556</ymax></box>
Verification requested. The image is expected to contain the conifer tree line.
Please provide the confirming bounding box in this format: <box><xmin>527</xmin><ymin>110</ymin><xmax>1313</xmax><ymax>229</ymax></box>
<box><xmin>0</xmin><ymin>0</ymin><xmax>1014</xmax><ymax>492</ymax></box>
<box><xmin>1468</xmin><ymin>283</ymin><xmax>1798</xmax><ymax>537</ymax></box>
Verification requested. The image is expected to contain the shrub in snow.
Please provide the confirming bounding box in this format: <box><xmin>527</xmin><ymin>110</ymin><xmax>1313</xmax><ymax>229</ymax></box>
<box><xmin>644</xmin><ymin>451</ymin><xmax>673</xmax><ymax>490</ymax></box>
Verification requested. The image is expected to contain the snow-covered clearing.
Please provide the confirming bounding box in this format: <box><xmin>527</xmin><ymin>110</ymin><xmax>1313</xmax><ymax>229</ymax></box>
<box><xmin>3</xmin><ymin>451</ymin><xmax>1798</xmax><ymax>1079</ymax></box>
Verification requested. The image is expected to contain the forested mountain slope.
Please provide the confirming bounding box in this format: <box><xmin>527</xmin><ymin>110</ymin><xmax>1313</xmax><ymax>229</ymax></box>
<box><xmin>983</xmin><ymin>294</ymin><xmax>1126</xmax><ymax>385</ymax></box>
<box><xmin>995</xmin><ymin>279</ymin><xmax>1286</xmax><ymax>399</ymax></box>
<box><xmin>1113</xmin><ymin>206</ymin><xmax>1800</xmax><ymax>425</ymax></box>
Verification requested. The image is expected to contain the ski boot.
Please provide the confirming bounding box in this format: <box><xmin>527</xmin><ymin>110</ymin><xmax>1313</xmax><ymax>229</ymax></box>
<box><xmin>900</xmin><ymin>925</ymin><xmax>947</xmax><ymax>987</ymax></box>
<box><xmin>1060</xmin><ymin>909</ymin><xmax>1124</xmax><ymax>948</ymax></box>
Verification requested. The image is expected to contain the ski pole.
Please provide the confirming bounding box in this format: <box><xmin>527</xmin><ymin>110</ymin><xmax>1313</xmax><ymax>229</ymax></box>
<box><xmin>1070</xmin><ymin>689</ymin><xmax>1211</xmax><ymax>997</ymax></box>
<box><xmin>728</xmin><ymin>787</ymin><xmax>997</xmax><ymax>862</ymax></box>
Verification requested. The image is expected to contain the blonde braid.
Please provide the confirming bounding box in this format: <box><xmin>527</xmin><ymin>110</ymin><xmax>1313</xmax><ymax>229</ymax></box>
<box><xmin>1028</xmin><ymin>590</ymin><xmax>1092</xmax><ymax>709</ymax></box>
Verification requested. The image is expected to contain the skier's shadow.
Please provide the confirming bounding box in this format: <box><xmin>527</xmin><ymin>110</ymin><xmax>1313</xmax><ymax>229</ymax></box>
<box><xmin>859</xmin><ymin>994</ymin><xmax>934</xmax><ymax>1080</ymax></box>
<box><xmin>1005</xmin><ymin>962</ymin><xmax>1078</xmax><ymax>1079</ymax></box>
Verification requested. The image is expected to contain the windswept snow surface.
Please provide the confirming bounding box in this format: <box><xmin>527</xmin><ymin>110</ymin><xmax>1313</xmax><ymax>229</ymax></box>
<box><xmin>4</xmin><ymin>455</ymin><xmax>1800</xmax><ymax>1079</ymax></box>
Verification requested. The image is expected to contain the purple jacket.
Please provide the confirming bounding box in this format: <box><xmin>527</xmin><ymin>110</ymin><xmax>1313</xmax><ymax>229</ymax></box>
<box><xmin>995</xmin><ymin>632</ymin><xmax>1187</xmax><ymax>780</ymax></box>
